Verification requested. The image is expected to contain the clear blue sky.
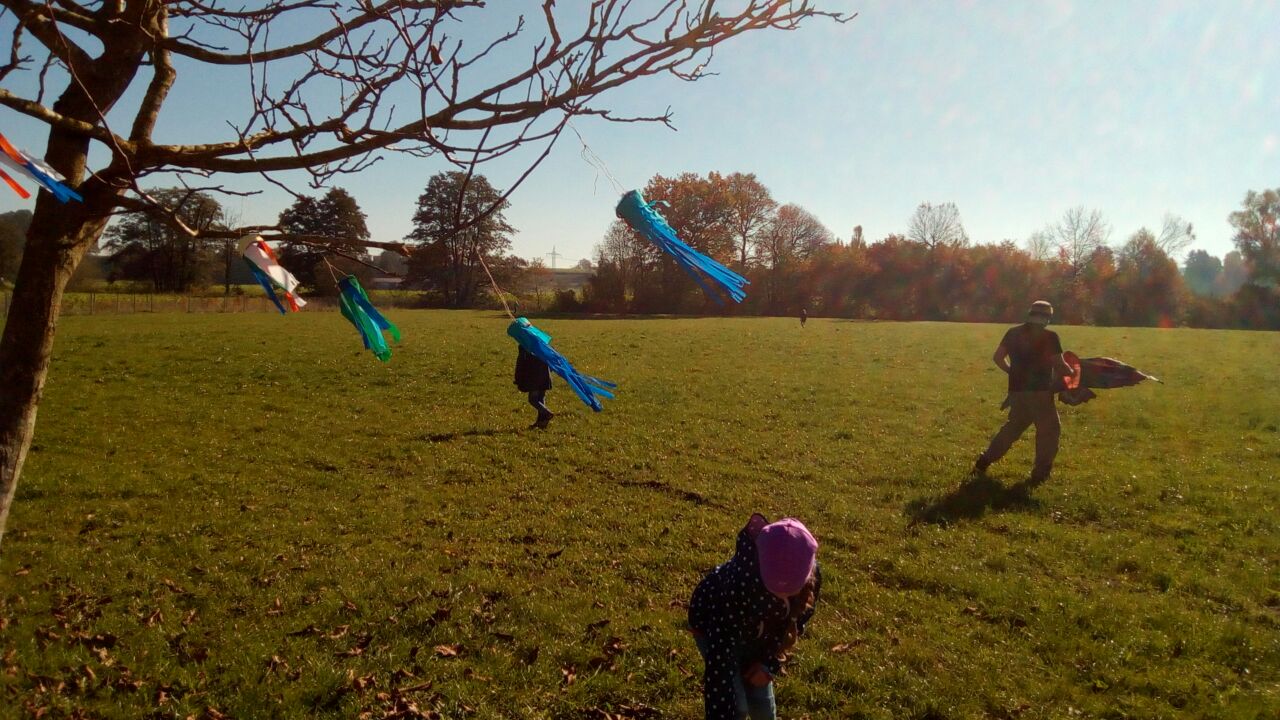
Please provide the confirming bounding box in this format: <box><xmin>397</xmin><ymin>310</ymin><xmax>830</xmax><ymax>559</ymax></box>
<box><xmin>2</xmin><ymin>1</ymin><xmax>1276</xmax><ymax>266</ymax></box>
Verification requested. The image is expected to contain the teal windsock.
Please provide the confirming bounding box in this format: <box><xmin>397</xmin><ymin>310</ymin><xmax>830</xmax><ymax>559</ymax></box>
<box><xmin>616</xmin><ymin>189</ymin><xmax>749</xmax><ymax>305</ymax></box>
<box><xmin>338</xmin><ymin>275</ymin><xmax>401</xmax><ymax>362</ymax></box>
<box><xmin>507</xmin><ymin>317</ymin><xmax>616</xmax><ymax>411</ymax></box>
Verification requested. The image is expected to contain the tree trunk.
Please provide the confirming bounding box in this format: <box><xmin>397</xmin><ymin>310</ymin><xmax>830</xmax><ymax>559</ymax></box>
<box><xmin>0</xmin><ymin>199</ymin><xmax>109</xmax><ymax>546</ymax></box>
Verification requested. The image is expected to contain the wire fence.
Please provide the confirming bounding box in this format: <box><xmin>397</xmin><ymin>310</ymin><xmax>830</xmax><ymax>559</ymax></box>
<box><xmin>0</xmin><ymin>291</ymin><xmax>433</xmax><ymax>316</ymax></box>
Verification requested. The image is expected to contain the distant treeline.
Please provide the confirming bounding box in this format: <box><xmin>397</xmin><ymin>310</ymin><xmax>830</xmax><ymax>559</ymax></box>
<box><xmin>3</xmin><ymin>178</ymin><xmax>1275</xmax><ymax>329</ymax></box>
<box><xmin>578</xmin><ymin>174</ymin><xmax>1279</xmax><ymax>330</ymax></box>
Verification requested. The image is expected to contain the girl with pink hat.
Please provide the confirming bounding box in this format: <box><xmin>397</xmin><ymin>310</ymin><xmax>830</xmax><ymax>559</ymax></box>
<box><xmin>688</xmin><ymin>514</ymin><xmax>821</xmax><ymax>720</ymax></box>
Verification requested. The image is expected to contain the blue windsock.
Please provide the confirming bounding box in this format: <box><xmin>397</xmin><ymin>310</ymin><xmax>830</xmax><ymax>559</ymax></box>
<box><xmin>507</xmin><ymin>317</ymin><xmax>616</xmax><ymax>412</ymax></box>
<box><xmin>338</xmin><ymin>275</ymin><xmax>401</xmax><ymax>362</ymax></box>
<box><xmin>615</xmin><ymin>189</ymin><xmax>749</xmax><ymax>304</ymax></box>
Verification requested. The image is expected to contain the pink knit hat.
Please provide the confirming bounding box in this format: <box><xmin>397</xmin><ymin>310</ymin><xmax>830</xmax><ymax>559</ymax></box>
<box><xmin>756</xmin><ymin>518</ymin><xmax>818</xmax><ymax>597</ymax></box>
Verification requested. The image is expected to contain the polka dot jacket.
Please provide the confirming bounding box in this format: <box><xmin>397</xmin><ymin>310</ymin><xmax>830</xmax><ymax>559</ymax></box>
<box><xmin>688</xmin><ymin>514</ymin><xmax>822</xmax><ymax>720</ymax></box>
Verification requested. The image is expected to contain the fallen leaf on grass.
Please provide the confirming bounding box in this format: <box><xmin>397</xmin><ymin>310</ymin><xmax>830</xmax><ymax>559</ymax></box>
<box><xmin>560</xmin><ymin>665</ymin><xmax>576</xmax><ymax>686</ymax></box>
<box><xmin>161</xmin><ymin>578</ymin><xmax>189</xmax><ymax>595</ymax></box>
<box><xmin>349</xmin><ymin>671</ymin><xmax>377</xmax><ymax>693</ymax></box>
<box><xmin>585</xmin><ymin>619</ymin><xmax>610</xmax><ymax>635</ymax></box>
<box><xmin>432</xmin><ymin>644</ymin><xmax>460</xmax><ymax>658</ymax></box>
<box><xmin>13</xmin><ymin>565</ymin><xmax>30</xmax><ymax>577</ymax></box>
<box><xmin>113</xmin><ymin>673</ymin><xmax>144</xmax><ymax>692</ymax></box>
<box><xmin>287</xmin><ymin>624</ymin><xmax>320</xmax><ymax>637</ymax></box>
<box><xmin>266</xmin><ymin>597</ymin><xmax>284</xmax><ymax>617</ymax></box>
<box><xmin>581</xmin><ymin>703</ymin><xmax>662</xmax><ymax>719</ymax></box>
<box><xmin>336</xmin><ymin>633</ymin><xmax>373</xmax><ymax>658</ymax></box>
<box><xmin>92</xmin><ymin>647</ymin><xmax>113</xmax><ymax>666</ymax></box>
<box><xmin>265</xmin><ymin>655</ymin><xmax>289</xmax><ymax>676</ymax></box>
<box><xmin>830</xmin><ymin>642</ymin><xmax>858</xmax><ymax>653</ymax></box>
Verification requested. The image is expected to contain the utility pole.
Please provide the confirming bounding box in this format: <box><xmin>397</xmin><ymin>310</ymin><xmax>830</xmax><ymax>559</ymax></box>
<box><xmin>545</xmin><ymin>246</ymin><xmax>562</xmax><ymax>269</ymax></box>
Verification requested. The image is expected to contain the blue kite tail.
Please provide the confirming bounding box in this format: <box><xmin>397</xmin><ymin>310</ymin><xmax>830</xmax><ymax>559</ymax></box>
<box><xmin>340</xmin><ymin>276</ymin><xmax>402</xmax><ymax>343</ymax></box>
<box><xmin>507</xmin><ymin>318</ymin><xmax>616</xmax><ymax>412</ymax></box>
<box><xmin>245</xmin><ymin>259</ymin><xmax>287</xmax><ymax>314</ymax></box>
<box><xmin>616</xmin><ymin>189</ymin><xmax>749</xmax><ymax>304</ymax></box>
<box><xmin>24</xmin><ymin>163</ymin><xmax>83</xmax><ymax>203</ymax></box>
<box><xmin>337</xmin><ymin>276</ymin><xmax>397</xmax><ymax>361</ymax></box>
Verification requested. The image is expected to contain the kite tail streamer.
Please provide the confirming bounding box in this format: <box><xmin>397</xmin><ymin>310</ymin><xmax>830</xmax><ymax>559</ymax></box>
<box><xmin>255</xmin><ymin>241</ymin><xmax>301</xmax><ymax>312</ymax></box>
<box><xmin>244</xmin><ymin>260</ymin><xmax>288</xmax><ymax>314</ymax></box>
<box><xmin>507</xmin><ymin>318</ymin><xmax>616</xmax><ymax>412</ymax></box>
<box><xmin>338</xmin><ymin>275</ymin><xmax>400</xmax><ymax>362</ymax></box>
<box><xmin>239</xmin><ymin>235</ymin><xmax>306</xmax><ymax>312</ymax></box>
<box><xmin>0</xmin><ymin>132</ymin><xmax>83</xmax><ymax>203</ymax></box>
<box><xmin>615</xmin><ymin>189</ymin><xmax>749</xmax><ymax>304</ymax></box>
<box><xmin>0</xmin><ymin>166</ymin><xmax>29</xmax><ymax>199</ymax></box>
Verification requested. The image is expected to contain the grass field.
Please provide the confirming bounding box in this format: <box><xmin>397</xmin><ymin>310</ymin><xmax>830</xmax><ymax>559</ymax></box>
<box><xmin>1</xmin><ymin>312</ymin><xmax>1277</xmax><ymax>719</ymax></box>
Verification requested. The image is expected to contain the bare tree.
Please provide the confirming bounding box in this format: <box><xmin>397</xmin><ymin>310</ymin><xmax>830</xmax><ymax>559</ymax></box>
<box><xmin>724</xmin><ymin>172</ymin><xmax>776</xmax><ymax>269</ymax></box>
<box><xmin>1024</xmin><ymin>228</ymin><xmax>1055</xmax><ymax>261</ymax></box>
<box><xmin>907</xmin><ymin>202</ymin><xmax>969</xmax><ymax>249</ymax></box>
<box><xmin>1155</xmin><ymin>213</ymin><xmax>1195</xmax><ymax>257</ymax></box>
<box><xmin>1053</xmin><ymin>206</ymin><xmax>1111</xmax><ymax>276</ymax></box>
<box><xmin>759</xmin><ymin>203</ymin><xmax>832</xmax><ymax>268</ymax></box>
<box><xmin>0</xmin><ymin>0</ymin><xmax>847</xmax><ymax>546</ymax></box>
<box><xmin>757</xmin><ymin>203</ymin><xmax>831</xmax><ymax>310</ymax></box>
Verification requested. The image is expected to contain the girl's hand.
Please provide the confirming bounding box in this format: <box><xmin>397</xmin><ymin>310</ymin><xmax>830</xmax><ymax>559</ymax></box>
<box><xmin>780</xmin><ymin>623</ymin><xmax>799</xmax><ymax>652</ymax></box>
<box><xmin>743</xmin><ymin>662</ymin><xmax>773</xmax><ymax>688</ymax></box>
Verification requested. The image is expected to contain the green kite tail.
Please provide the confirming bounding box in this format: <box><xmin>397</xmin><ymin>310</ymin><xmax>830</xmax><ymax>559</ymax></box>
<box><xmin>338</xmin><ymin>275</ymin><xmax>400</xmax><ymax>362</ymax></box>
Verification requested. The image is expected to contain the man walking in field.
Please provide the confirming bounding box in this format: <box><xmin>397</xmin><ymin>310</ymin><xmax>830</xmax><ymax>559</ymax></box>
<box><xmin>972</xmin><ymin>301</ymin><xmax>1072</xmax><ymax>485</ymax></box>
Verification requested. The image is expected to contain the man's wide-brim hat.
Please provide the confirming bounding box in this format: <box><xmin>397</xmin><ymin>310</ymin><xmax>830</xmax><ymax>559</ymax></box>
<box><xmin>1027</xmin><ymin>300</ymin><xmax>1053</xmax><ymax>325</ymax></box>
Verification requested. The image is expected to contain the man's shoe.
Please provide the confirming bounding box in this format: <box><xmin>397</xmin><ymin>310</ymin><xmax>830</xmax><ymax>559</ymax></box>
<box><xmin>969</xmin><ymin>454</ymin><xmax>990</xmax><ymax>477</ymax></box>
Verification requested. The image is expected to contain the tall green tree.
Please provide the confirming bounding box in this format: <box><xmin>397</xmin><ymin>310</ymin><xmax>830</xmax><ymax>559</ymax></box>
<box><xmin>277</xmin><ymin>188</ymin><xmax>372</xmax><ymax>289</ymax></box>
<box><xmin>406</xmin><ymin>172</ymin><xmax>513</xmax><ymax>308</ymax></box>
<box><xmin>1228</xmin><ymin>188</ymin><xmax>1280</xmax><ymax>328</ymax></box>
<box><xmin>1182</xmin><ymin>250</ymin><xmax>1223</xmax><ymax>297</ymax></box>
<box><xmin>1217</xmin><ymin>251</ymin><xmax>1249</xmax><ymax>297</ymax></box>
<box><xmin>1104</xmin><ymin>229</ymin><xmax>1185</xmax><ymax>326</ymax></box>
<box><xmin>102</xmin><ymin>189</ymin><xmax>224</xmax><ymax>291</ymax></box>
<box><xmin>1229</xmin><ymin>188</ymin><xmax>1280</xmax><ymax>288</ymax></box>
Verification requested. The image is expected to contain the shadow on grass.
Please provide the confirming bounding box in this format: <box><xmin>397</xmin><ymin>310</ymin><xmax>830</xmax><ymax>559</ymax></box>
<box><xmin>906</xmin><ymin>475</ymin><xmax>1041</xmax><ymax>527</ymax></box>
<box><xmin>620</xmin><ymin>479</ymin><xmax>726</xmax><ymax>509</ymax></box>
<box><xmin>421</xmin><ymin>427</ymin><xmax>523</xmax><ymax>443</ymax></box>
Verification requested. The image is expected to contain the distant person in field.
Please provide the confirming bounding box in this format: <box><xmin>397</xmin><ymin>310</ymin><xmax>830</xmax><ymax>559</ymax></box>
<box><xmin>973</xmin><ymin>300</ymin><xmax>1072</xmax><ymax>485</ymax></box>
<box><xmin>689</xmin><ymin>514</ymin><xmax>821</xmax><ymax>720</ymax></box>
<box><xmin>799</xmin><ymin>308</ymin><xmax>807</xmax><ymax>327</ymax></box>
<box><xmin>514</xmin><ymin>345</ymin><xmax>553</xmax><ymax>429</ymax></box>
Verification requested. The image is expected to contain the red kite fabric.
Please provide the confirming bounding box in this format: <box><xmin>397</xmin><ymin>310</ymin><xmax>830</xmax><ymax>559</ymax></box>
<box><xmin>1058</xmin><ymin>352</ymin><xmax>1159</xmax><ymax>405</ymax></box>
<box><xmin>1002</xmin><ymin>352</ymin><xmax>1159</xmax><ymax>408</ymax></box>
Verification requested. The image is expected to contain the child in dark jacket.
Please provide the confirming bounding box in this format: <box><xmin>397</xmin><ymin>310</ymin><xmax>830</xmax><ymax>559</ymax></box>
<box><xmin>688</xmin><ymin>514</ymin><xmax>821</xmax><ymax>720</ymax></box>
<box><xmin>514</xmin><ymin>346</ymin><xmax>553</xmax><ymax>428</ymax></box>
